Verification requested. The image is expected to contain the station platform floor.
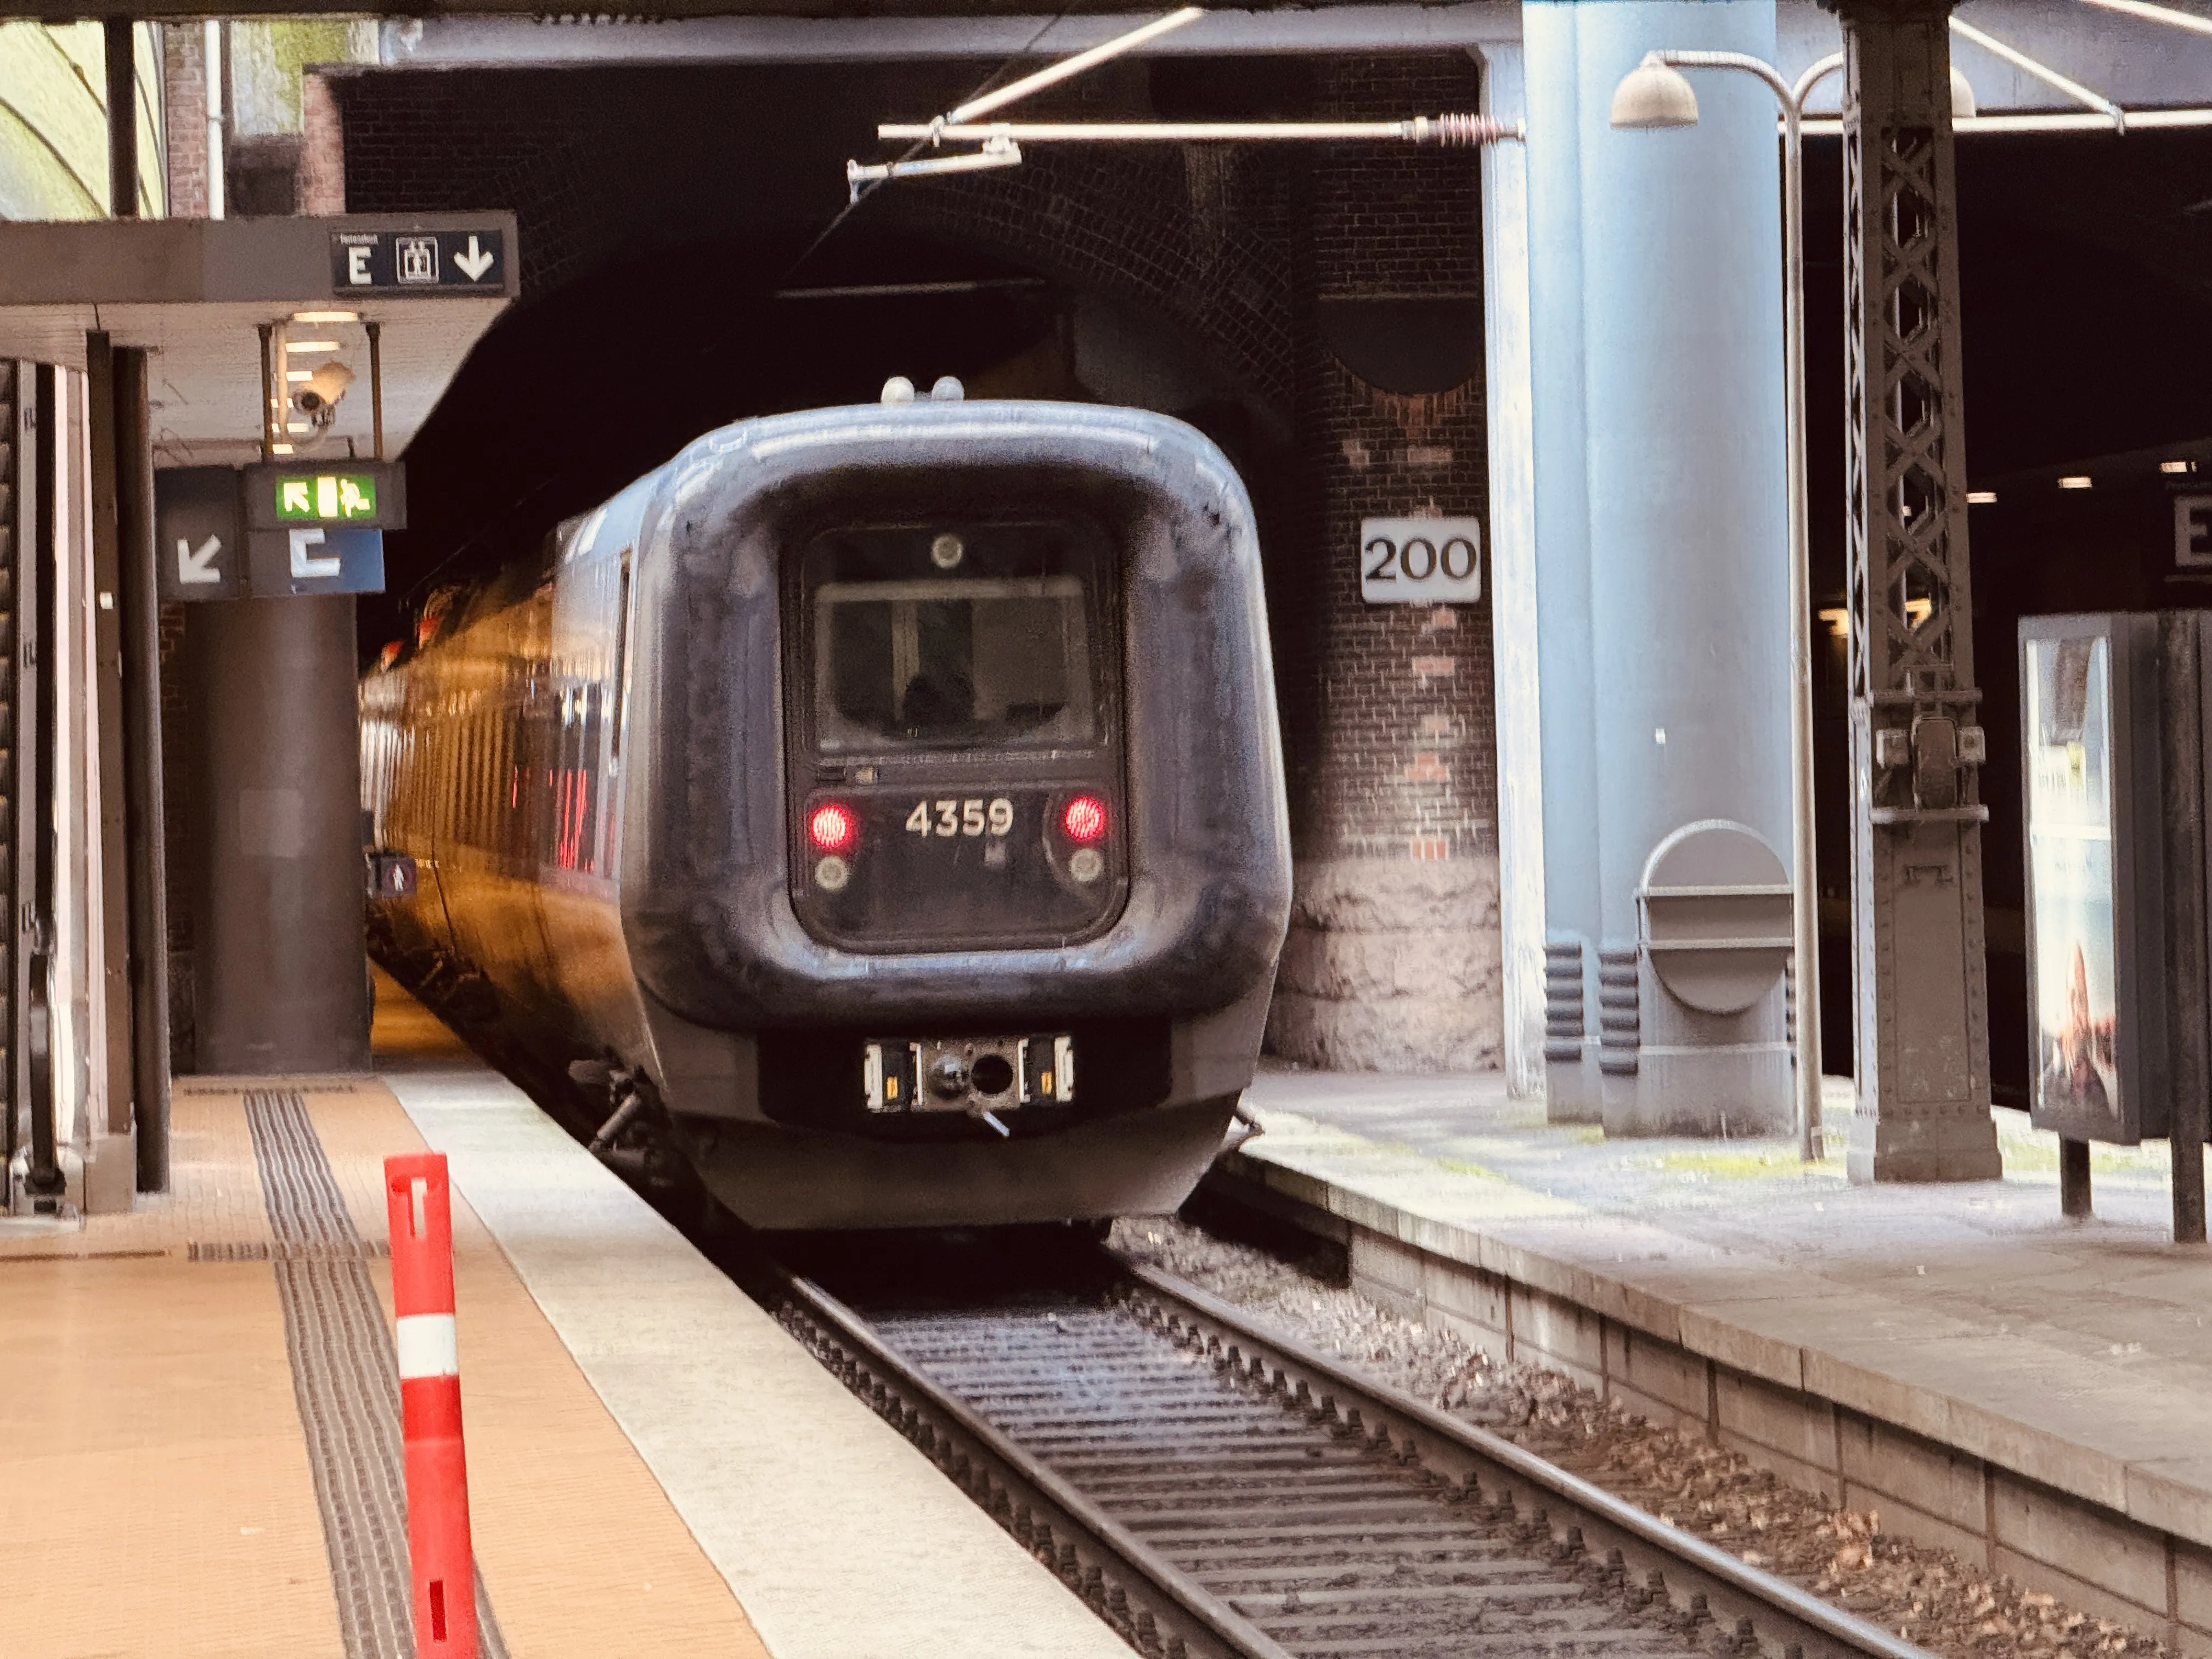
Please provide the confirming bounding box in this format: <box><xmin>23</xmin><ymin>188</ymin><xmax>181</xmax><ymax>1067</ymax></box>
<box><xmin>0</xmin><ymin>970</ymin><xmax>1131</xmax><ymax>1659</ymax></box>
<box><xmin>1218</xmin><ymin>1064</ymin><xmax>2212</xmax><ymax>1642</ymax></box>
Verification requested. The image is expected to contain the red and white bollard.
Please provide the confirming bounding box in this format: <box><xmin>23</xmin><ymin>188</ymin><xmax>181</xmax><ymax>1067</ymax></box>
<box><xmin>385</xmin><ymin>1152</ymin><xmax>480</xmax><ymax>1659</ymax></box>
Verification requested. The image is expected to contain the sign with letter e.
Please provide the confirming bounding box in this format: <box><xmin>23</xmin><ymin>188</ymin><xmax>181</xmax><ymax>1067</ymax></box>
<box><xmin>1359</xmin><ymin>516</ymin><xmax>1483</xmax><ymax>605</ymax></box>
<box><xmin>330</xmin><ymin>228</ymin><xmax>505</xmax><ymax>295</ymax></box>
<box><xmin>155</xmin><ymin>466</ymin><xmax>242</xmax><ymax>602</ymax></box>
<box><xmin>2176</xmin><ymin>495</ymin><xmax>2212</xmax><ymax>572</ymax></box>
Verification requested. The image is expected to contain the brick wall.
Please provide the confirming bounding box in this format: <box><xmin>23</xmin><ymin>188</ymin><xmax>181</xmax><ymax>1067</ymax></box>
<box><xmin>336</xmin><ymin>68</ymin><xmax>603</xmax><ymax>298</ymax></box>
<box><xmin>1296</xmin><ymin>56</ymin><xmax>1493</xmax><ymax>864</ymax></box>
<box><xmin>161</xmin><ymin>26</ymin><xmax>211</xmax><ymax>219</ymax></box>
<box><xmin>1266</xmin><ymin>54</ymin><xmax>1503</xmax><ymax>1071</ymax></box>
<box><xmin>336</xmin><ymin>50</ymin><xmax>1505</xmax><ymax>1072</ymax></box>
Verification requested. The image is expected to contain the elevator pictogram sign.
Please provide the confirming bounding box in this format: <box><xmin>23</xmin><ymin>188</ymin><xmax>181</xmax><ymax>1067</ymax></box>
<box><xmin>330</xmin><ymin>229</ymin><xmax>505</xmax><ymax>294</ymax></box>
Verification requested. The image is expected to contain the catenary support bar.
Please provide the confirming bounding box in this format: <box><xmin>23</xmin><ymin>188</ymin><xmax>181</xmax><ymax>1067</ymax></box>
<box><xmin>877</xmin><ymin>115</ymin><xmax>1520</xmax><ymax>142</ymax></box>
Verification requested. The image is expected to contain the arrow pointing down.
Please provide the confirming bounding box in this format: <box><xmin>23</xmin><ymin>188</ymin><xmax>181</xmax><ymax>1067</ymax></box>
<box><xmin>176</xmin><ymin>535</ymin><xmax>222</xmax><ymax>585</ymax></box>
<box><xmin>453</xmin><ymin>235</ymin><xmax>495</xmax><ymax>282</ymax></box>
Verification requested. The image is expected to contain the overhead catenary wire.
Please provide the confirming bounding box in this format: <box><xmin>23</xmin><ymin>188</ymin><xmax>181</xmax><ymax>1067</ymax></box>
<box><xmin>785</xmin><ymin>1</ymin><xmax>1081</xmax><ymax>276</ymax></box>
<box><xmin>942</xmin><ymin>5</ymin><xmax>1201</xmax><ymax>125</ymax></box>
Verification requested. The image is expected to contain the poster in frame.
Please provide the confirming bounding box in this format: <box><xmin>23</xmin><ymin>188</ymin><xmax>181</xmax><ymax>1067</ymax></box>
<box><xmin>2018</xmin><ymin>613</ymin><xmax>2168</xmax><ymax>1144</ymax></box>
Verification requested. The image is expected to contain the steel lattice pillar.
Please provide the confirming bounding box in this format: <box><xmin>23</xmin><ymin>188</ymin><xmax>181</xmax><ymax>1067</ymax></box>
<box><xmin>1834</xmin><ymin>0</ymin><xmax>2001</xmax><ymax>1181</ymax></box>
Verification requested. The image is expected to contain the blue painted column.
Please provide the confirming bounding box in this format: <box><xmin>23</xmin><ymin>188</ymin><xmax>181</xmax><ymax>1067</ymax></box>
<box><xmin>1526</xmin><ymin>0</ymin><xmax>1795</xmax><ymax>1136</ymax></box>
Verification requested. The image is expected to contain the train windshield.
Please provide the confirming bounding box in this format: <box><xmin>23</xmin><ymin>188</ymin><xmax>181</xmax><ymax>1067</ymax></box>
<box><xmin>804</xmin><ymin>521</ymin><xmax>1104</xmax><ymax>754</ymax></box>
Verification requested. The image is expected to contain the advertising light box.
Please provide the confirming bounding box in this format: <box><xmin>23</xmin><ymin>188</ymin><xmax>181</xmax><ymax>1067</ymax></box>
<box><xmin>2018</xmin><ymin>613</ymin><xmax>2212</xmax><ymax>1144</ymax></box>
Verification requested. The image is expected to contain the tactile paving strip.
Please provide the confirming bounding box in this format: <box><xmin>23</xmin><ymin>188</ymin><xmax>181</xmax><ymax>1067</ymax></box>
<box><xmin>188</xmin><ymin>1240</ymin><xmax>393</xmax><ymax>1262</ymax></box>
<box><xmin>244</xmin><ymin>1089</ymin><xmax>509</xmax><ymax>1659</ymax></box>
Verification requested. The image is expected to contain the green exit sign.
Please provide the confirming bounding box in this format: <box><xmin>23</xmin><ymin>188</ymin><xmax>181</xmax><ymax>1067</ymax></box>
<box><xmin>242</xmin><ymin>459</ymin><xmax>405</xmax><ymax>532</ymax></box>
<box><xmin>275</xmin><ymin>473</ymin><xmax>377</xmax><ymax>521</ymax></box>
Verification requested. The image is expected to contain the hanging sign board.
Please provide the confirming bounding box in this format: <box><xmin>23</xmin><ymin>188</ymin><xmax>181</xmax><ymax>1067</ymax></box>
<box><xmin>246</xmin><ymin>526</ymin><xmax>386</xmax><ymax>597</ymax></box>
<box><xmin>155</xmin><ymin>461</ymin><xmax>401</xmax><ymax>598</ymax></box>
<box><xmin>242</xmin><ymin>461</ymin><xmax>407</xmax><ymax>533</ymax></box>
<box><xmin>330</xmin><ymin>228</ymin><xmax>505</xmax><ymax>295</ymax></box>
<box><xmin>154</xmin><ymin>466</ymin><xmax>244</xmax><ymax>602</ymax></box>
<box><xmin>1359</xmin><ymin>516</ymin><xmax>1482</xmax><ymax>605</ymax></box>
<box><xmin>2175</xmin><ymin>495</ymin><xmax>2212</xmax><ymax>571</ymax></box>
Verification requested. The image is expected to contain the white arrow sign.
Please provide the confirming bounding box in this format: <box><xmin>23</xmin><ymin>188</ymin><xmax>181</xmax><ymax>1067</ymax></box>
<box><xmin>290</xmin><ymin>527</ymin><xmax>342</xmax><ymax>579</ymax></box>
<box><xmin>176</xmin><ymin>535</ymin><xmax>223</xmax><ymax>585</ymax></box>
<box><xmin>452</xmin><ymin>235</ymin><xmax>495</xmax><ymax>282</ymax></box>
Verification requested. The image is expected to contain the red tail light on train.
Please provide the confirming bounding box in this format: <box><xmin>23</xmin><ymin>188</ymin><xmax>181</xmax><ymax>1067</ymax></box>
<box><xmin>1060</xmin><ymin>794</ymin><xmax>1108</xmax><ymax>844</ymax></box>
<box><xmin>808</xmin><ymin>801</ymin><xmax>857</xmax><ymax>854</ymax></box>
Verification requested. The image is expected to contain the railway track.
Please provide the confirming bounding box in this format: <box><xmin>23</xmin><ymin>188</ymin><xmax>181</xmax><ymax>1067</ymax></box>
<box><xmin>769</xmin><ymin>1253</ymin><xmax>1936</xmax><ymax>1659</ymax></box>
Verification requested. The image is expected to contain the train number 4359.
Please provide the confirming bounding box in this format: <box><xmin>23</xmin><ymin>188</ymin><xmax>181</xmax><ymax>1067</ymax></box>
<box><xmin>907</xmin><ymin>797</ymin><xmax>1015</xmax><ymax>837</ymax></box>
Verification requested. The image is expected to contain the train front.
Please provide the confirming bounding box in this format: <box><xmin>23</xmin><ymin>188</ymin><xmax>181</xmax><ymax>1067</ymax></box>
<box><xmin>619</xmin><ymin>396</ymin><xmax>1291</xmax><ymax>1230</ymax></box>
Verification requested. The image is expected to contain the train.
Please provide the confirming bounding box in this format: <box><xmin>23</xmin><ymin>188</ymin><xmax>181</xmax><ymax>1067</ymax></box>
<box><xmin>362</xmin><ymin>383</ymin><xmax>1292</xmax><ymax>1231</ymax></box>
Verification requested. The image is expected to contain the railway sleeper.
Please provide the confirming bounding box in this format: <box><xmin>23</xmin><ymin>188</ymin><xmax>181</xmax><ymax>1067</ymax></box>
<box><xmin>772</xmin><ymin>1266</ymin><xmax>1931</xmax><ymax>1659</ymax></box>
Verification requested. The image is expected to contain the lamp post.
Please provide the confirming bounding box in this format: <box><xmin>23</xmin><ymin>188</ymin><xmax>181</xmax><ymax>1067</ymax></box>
<box><xmin>1609</xmin><ymin>49</ymin><xmax>1974</xmax><ymax>1162</ymax></box>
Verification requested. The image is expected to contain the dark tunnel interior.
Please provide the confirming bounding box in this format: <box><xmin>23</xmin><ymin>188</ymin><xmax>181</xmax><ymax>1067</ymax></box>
<box><xmin>352</xmin><ymin>58</ymin><xmax>2212</xmax><ymax>1102</ymax></box>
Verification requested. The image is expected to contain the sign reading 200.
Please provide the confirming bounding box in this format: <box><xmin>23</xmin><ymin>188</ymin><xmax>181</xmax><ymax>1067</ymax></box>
<box><xmin>1359</xmin><ymin>516</ymin><xmax>1483</xmax><ymax>606</ymax></box>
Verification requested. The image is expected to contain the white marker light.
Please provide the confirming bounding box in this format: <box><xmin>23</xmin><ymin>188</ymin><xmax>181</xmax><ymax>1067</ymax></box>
<box><xmin>2059</xmin><ymin>476</ymin><xmax>2093</xmax><ymax>490</ymax></box>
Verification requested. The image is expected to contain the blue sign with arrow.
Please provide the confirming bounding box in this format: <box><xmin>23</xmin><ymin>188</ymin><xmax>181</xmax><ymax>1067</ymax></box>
<box><xmin>247</xmin><ymin>525</ymin><xmax>385</xmax><ymax>597</ymax></box>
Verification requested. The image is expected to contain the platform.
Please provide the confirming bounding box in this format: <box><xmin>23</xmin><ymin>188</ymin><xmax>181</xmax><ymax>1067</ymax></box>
<box><xmin>1212</xmin><ymin>1066</ymin><xmax>2212</xmax><ymax>1651</ymax></box>
<box><xmin>0</xmin><ymin>972</ymin><xmax>1128</xmax><ymax>1659</ymax></box>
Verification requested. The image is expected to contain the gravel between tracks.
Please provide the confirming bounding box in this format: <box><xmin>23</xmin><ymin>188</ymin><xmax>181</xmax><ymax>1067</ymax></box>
<box><xmin>1111</xmin><ymin>1216</ymin><xmax>2173</xmax><ymax>1659</ymax></box>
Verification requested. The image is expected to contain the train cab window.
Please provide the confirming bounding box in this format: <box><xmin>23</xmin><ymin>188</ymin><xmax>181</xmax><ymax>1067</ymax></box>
<box><xmin>802</xmin><ymin>521</ymin><xmax>1106</xmax><ymax>755</ymax></box>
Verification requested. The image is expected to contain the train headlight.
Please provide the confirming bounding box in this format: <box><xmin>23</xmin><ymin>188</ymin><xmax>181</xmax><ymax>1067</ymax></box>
<box><xmin>1061</xmin><ymin>794</ymin><xmax>1108</xmax><ymax>844</ymax></box>
<box><xmin>808</xmin><ymin>801</ymin><xmax>857</xmax><ymax>854</ymax></box>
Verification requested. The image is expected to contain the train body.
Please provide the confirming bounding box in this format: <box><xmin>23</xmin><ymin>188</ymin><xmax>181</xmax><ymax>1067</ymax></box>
<box><xmin>363</xmin><ymin>395</ymin><xmax>1291</xmax><ymax>1230</ymax></box>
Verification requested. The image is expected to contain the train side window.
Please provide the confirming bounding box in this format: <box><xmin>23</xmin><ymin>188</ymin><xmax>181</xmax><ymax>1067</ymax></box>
<box><xmin>480</xmin><ymin>706</ymin><xmax>495</xmax><ymax>851</ymax></box>
<box><xmin>610</xmin><ymin>548</ymin><xmax>633</xmax><ymax>763</ymax></box>
<box><xmin>458</xmin><ymin>709</ymin><xmax>473</xmax><ymax>850</ymax></box>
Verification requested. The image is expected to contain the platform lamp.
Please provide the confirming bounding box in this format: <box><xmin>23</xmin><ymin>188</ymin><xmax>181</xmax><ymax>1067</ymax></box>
<box><xmin>1610</xmin><ymin>49</ymin><xmax>1976</xmax><ymax>1162</ymax></box>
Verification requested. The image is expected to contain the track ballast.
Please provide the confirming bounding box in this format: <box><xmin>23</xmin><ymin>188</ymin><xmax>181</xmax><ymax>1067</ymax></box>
<box><xmin>768</xmin><ymin>1253</ymin><xmax>1936</xmax><ymax>1659</ymax></box>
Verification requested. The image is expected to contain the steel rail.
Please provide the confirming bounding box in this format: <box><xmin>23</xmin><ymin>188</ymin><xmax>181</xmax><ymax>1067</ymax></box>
<box><xmin>769</xmin><ymin>1244</ymin><xmax>1938</xmax><ymax>1659</ymax></box>
<box><xmin>1120</xmin><ymin>1262</ymin><xmax>1935</xmax><ymax>1659</ymax></box>
<box><xmin>769</xmin><ymin>1260</ymin><xmax>1299</xmax><ymax>1659</ymax></box>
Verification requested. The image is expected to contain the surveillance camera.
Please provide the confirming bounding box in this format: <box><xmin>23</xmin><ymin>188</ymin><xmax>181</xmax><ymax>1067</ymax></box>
<box><xmin>294</xmin><ymin>360</ymin><xmax>354</xmax><ymax>417</ymax></box>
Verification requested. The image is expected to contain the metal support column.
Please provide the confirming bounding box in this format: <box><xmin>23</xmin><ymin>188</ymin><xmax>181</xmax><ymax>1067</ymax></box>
<box><xmin>186</xmin><ymin>596</ymin><xmax>371</xmax><ymax>1076</ymax></box>
<box><xmin>113</xmin><ymin>348</ymin><xmax>168</xmax><ymax>1191</ymax></box>
<box><xmin>21</xmin><ymin>364</ymin><xmax>59</xmax><ymax>1210</ymax></box>
<box><xmin>1476</xmin><ymin>40</ymin><xmax>1546</xmax><ymax>1102</ymax></box>
<box><xmin>1528</xmin><ymin>0</ymin><xmax>1795</xmax><ymax>1138</ymax></box>
<box><xmin>0</xmin><ymin>366</ymin><xmax>25</xmax><ymax>1189</ymax></box>
<box><xmin>1834</xmin><ymin>0</ymin><xmax>2002</xmax><ymax>1182</ymax></box>
<box><xmin>83</xmin><ymin>334</ymin><xmax>137</xmax><ymax>1207</ymax></box>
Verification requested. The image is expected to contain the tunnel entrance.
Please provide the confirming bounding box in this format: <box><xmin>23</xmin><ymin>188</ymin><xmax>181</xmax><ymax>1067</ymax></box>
<box><xmin>326</xmin><ymin>47</ymin><xmax>1508</xmax><ymax>1079</ymax></box>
